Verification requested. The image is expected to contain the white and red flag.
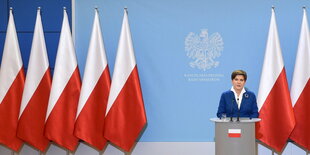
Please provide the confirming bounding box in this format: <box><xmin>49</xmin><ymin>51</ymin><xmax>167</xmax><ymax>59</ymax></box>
<box><xmin>104</xmin><ymin>9</ymin><xmax>147</xmax><ymax>152</ymax></box>
<box><xmin>74</xmin><ymin>9</ymin><xmax>111</xmax><ymax>150</ymax></box>
<box><xmin>255</xmin><ymin>8</ymin><xmax>295</xmax><ymax>152</ymax></box>
<box><xmin>16</xmin><ymin>8</ymin><xmax>51</xmax><ymax>152</ymax></box>
<box><xmin>290</xmin><ymin>8</ymin><xmax>310</xmax><ymax>150</ymax></box>
<box><xmin>0</xmin><ymin>8</ymin><xmax>25</xmax><ymax>151</ymax></box>
<box><xmin>44</xmin><ymin>9</ymin><xmax>81</xmax><ymax>151</ymax></box>
<box><xmin>228</xmin><ymin>129</ymin><xmax>241</xmax><ymax>138</ymax></box>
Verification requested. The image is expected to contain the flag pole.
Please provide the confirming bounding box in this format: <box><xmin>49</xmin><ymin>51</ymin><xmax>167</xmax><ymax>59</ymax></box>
<box><xmin>38</xmin><ymin>151</ymin><xmax>45</xmax><ymax>155</ymax></box>
<box><xmin>37</xmin><ymin>8</ymin><xmax>43</xmax><ymax>155</ymax></box>
<box><xmin>11</xmin><ymin>151</ymin><xmax>18</xmax><ymax>155</ymax></box>
<box><xmin>37</xmin><ymin>7</ymin><xmax>43</xmax><ymax>154</ymax></box>
<box><xmin>10</xmin><ymin>8</ymin><xmax>15</xmax><ymax>155</ymax></box>
<box><xmin>99</xmin><ymin>150</ymin><xmax>104</xmax><ymax>155</ymax></box>
<box><xmin>95</xmin><ymin>7</ymin><xmax>99</xmax><ymax>14</ymax></box>
<box><xmin>124</xmin><ymin>7</ymin><xmax>128</xmax><ymax>14</ymax></box>
<box><xmin>66</xmin><ymin>150</ymin><xmax>74</xmax><ymax>155</ymax></box>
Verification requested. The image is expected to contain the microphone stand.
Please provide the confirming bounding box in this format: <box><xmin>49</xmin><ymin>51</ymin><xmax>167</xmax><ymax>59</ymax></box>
<box><xmin>230</xmin><ymin>99</ymin><xmax>234</xmax><ymax>122</ymax></box>
<box><xmin>237</xmin><ymin>98</ymin><xmax>240</xmax><ymax>122</ymax></box>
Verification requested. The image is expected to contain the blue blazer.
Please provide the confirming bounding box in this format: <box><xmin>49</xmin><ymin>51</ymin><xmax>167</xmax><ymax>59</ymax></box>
<box><xmin>216</xmin><ymin>89</ymin><xmax>259</xmax><ymax>118</ymax></box>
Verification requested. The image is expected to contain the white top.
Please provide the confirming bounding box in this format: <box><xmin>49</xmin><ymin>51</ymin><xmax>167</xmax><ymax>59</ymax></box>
<box><xmin>231</xmin><ymin>86</ymin><xmax>246</xmax><ymax>109</ymax></box>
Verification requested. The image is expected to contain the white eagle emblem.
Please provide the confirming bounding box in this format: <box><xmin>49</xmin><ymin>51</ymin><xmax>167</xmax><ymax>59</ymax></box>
<box><xmin>185</xmin><ymin>29</ymin><xmax>224</xmax><ymax>71</ymax></box>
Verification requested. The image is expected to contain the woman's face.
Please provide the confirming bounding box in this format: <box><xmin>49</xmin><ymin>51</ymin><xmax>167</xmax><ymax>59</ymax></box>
<box><xmin>232</xmin><ymin>75</ymin><xmax>246</xmax><ymax>92</ymax></box>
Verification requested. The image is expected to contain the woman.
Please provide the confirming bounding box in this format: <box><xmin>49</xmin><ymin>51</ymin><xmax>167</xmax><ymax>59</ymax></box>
<box><xmin>216</xmin><ymin>70</ymin><xmax>259</xmax><ymax>119</ymax></box>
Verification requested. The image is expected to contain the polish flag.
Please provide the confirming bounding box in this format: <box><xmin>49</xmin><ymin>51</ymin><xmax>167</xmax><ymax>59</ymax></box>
<box><xmin>74</xmin><ymin>9</ymin><xmax>111</xmax><ymax>150</ymax></box>
<box><xmin>104</xmin><ymin>9</ymin><xmax>147</xmax><ymax>152</ymax></box>
<box><xmin>290</xmin><ymin>8</ymin><xmax>310</xmax><ymax>150</ymax></box>
<box><xmin>255</xmin><ymin>8</ymin><xmax>295</xmax><ymax>152</ymax></box>
<box><xmin>16</xmin><ymin>8</ymin><xmax>51</xmax><ymax>152</ymax></box>
<box><xmin>44</xmin><ymin>9</ymin><xmax>81</xmax><ymax>151</ymax></box>
<box><xmin>228</xmin><ymin>129</ymin><xmax>241</xmax><ymax>138</ymax></box>
<box><xmin>0</xmin><ymin>9</ymin><xmax>25</xmax><ymax>151</ymax></box>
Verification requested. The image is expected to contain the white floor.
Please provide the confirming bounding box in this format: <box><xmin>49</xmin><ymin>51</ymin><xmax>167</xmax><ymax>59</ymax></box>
<box><xmin>0</xmin><ymin>142</ymin><xmax>308</xmax><ymax>155</ymax></box>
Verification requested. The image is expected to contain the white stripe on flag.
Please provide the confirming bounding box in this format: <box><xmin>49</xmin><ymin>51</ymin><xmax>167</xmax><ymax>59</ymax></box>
<box><xmin>290</xmin><ymin>9</ymin><xmax>310</xmax><ymax>106</ymax></box>
<box><xmin>19</xmin><ymin>9</ymin><xmax>49</xmax><ymax>118</ymax></box>
<box><xmin>45</xmin><ymin>10</ymin><xmax>78</xmax><ymax>120</ymax></box>
<box><xmin>0</xmin><ymin>10</ymin><xmax>23</xmax><ymax>104</ymax></box>
<box><xmin>257</xmin><ymin>8</ymin><xmax>284</xmax><ymax>110</ymax></box>
<box><xmin>105</xmin><ymin>10</ymin><xmax>136</xmax><ymax>115</ymax></box>
<box><xmin>228</xmin><ymin>129</ymin><xmax>241</xmax><ymax>134</ymax></box>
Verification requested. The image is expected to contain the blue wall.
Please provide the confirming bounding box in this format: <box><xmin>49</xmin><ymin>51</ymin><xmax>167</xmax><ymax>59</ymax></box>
<box><xmin>75</xmin><ymin>0</ymin><xmax>309</xmax><ymax>142</ymax></box>
<box><xmin>0</xmin><ymin>0</ymin><xmax>307</xmax><ymax>146</ymax></box>
<box><xmin>0</xmin><ymin>0</ymin><xmax>307</xmax><ymax>152</ymax></box>
<box><xmin>0</xmin><ymin>0</ymin><xmax>71</xmax><ymax>71</ymax></box>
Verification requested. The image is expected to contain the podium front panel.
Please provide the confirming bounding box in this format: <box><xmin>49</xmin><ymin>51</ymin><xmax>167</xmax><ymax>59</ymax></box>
<box><xmin>215</xmin><ymin>121</ymin><xmax>255</xmax><ymax>155</ymax></box>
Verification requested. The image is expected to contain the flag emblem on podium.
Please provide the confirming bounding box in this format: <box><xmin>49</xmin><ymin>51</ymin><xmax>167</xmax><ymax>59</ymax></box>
<box><xmin>228</xmin><ymin>129</ymin><xmax>241</xmax><ymax>138</ymax></box>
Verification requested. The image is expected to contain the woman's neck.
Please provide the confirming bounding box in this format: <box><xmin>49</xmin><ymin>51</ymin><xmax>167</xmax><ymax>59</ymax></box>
<box><xmin>234</xmin><ymin>88</ymin><xmax>241</xmax><ymax>96</ymax></box>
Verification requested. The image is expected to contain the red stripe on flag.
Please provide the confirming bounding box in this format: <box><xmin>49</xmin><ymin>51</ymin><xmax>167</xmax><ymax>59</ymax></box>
<box><xmin>290</xmin><ymin>79</ymin><xmax>310</xmax><ymax>150</ymax></box>
<box><xmin>228</xmin><ymin>133</ymin><xmax>241</xmax><ymax>138</ymax></box>
<box><xmin>256</xmin><ymin>69</ymin><xmax>295</xmax><ymax>152</ymax></box>
<box><xmin>104</xmin><ymin>66</ymin><xmax>147</xmax><ymax>152</ymax></box>
<box><xmin>45</xmin><ymin>67</ymin><xmax>81</xmax><ymax>151</ymax></box>
<box><xmin>17</xmin><ymin>69</ymin><xmax>51</xmax><ymax>151</ymax></box>
<box><xmin>74</xmin><ymin>67</ymin><xmax>110</xmax><ymax>150</ymax></box>
<box><xmin>0</xmin><ymin>68</ymin><xmax>25</xmax><ymax>151</ymax></box>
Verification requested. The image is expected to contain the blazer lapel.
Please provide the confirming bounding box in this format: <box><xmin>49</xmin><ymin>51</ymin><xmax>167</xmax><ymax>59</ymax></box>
<box><xmin>229</xmin><ymin>91</ymin><xmax>238</xmax><ymax>110</ymax></box>
<box><xmin>240</xmin><ymin>91</ymin><xmax>248</xmax><ymax>111</ymax></box>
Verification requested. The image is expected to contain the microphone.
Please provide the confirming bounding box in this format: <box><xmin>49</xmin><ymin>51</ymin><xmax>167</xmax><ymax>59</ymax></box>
<box><xmin>230</xmin><ymin>98</ymin><xmax>234</xmax><ymax>122</ymax></box>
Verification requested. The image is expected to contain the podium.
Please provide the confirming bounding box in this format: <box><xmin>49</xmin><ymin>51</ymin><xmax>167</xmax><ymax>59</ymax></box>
<box><xmin>210</xmin><ymin>118</ymin><xmax>261</xmax><ymax>155</ymax></box>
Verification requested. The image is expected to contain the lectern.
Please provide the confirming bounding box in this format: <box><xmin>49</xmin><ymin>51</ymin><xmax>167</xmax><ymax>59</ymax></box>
<box><xmin>210</xmin><ymin>118</ymin><xmax>261</xmax><ymax>155</ymax></box>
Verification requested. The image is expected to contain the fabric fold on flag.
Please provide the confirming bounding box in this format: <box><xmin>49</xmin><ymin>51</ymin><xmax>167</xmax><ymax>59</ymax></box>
<box><xmin>0</xmin><ymin>9</ymin><xmax>25</xmax><ymax>151</ymax></box>
<box><xmin>44</xmin><ymin>9</ymin><xmax>81</xmax><ymax>151</ymax></box>
<box><xmin>290</xmin><ymin>9</ymin><xmax>310</xmax><ymax>151</ymax></box>
<box><xmin>255</xmin><ymin>8</ymin><xmax>295</xmax><ymax>152</ymax></box>
<box><xmin>74</xmin><ymin>9</ymin><xmax>111</xmax><ymax>150</ymax></box>
<box><xmin>104</xmin><ymin>9</ymin><xmax>147</xmax><ymax>152</ymax></box>
<box><xmin>17</xmin><ymin>9</ymin><xmax>51</xmax><ymax>152</ymax></box>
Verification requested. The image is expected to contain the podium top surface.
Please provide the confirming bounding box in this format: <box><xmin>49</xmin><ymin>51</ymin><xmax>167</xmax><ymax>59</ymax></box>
<box><xmin>210</xmin><ymin>117</ymin><xmax>261</xmax><ymax>123</ymax></box>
